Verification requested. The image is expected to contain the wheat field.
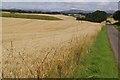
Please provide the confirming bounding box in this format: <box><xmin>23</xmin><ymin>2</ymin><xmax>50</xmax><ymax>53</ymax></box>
<box><xmin>0</xmin><ymin>17</ymin><xmax>2</xmax><ymax>79</ymax></box>
<box><xmin>2</xmin><ymin>14</ymin><xmax>101</xmax><ymax>78</ymax></box>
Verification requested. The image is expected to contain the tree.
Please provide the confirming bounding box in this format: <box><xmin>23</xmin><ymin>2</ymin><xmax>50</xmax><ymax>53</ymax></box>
<box><xmin>76</xmin><ymin>15</ymin><xmax>85</xmax><ymax>23</ymax></box>
<box><xmin>86</xmin><ymin>10</ymin><xmax>107</xmax><ymax>23</ymax></box>
<box><xmin>113</xmin><ymin>10</ymin><xmax>120</xmax><ymax>23</ymax></box>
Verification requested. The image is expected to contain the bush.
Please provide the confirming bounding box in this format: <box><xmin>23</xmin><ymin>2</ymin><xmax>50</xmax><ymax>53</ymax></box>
<box><xmin>76</xmin><ymin>16</ymin><xmax>85</xmax><ymax>20</ymax></box>
<box><xmin>85</xmin><ymin>10</ymin><xmax>107</xmax><ymax>23</ymax></box>
<box><xmin>113</xmin><ymin>10</ymin><xmax>120</xmax><ymax>23</ymax></box>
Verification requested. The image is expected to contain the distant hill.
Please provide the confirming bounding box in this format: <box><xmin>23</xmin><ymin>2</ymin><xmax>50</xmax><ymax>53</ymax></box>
<box><xmin>105</xmin><ymin>10</ymin><xmax>116</xmax><ymax>14</ymax></box>
<box><xmin>61</xmin><ymin>9</ymin><xmax>93</xmax><ymax>14</ymax></box>
<box><xmin>1</xmin><ymin>9</ymin><xmax>92</xmax><ymax>14</ymax></box>
<box><xmin>1</xmin><ymin>8</ymin><xmax>116</xmax><ymax>15</ymax></box>
<box><xmin>61</xmin><ymin>9</ymin><xmax>116</xmax><ymax>14</ymax></box>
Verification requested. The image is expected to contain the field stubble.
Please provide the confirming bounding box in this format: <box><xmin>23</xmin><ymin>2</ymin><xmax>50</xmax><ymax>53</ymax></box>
<box><xmin>2</xmin><ymin>14</ymin><xmax>101</xmax><ymax>78</ymax></box>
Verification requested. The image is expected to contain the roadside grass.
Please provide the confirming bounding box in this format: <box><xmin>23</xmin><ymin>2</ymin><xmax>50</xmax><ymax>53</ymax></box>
<box><xmin>73</xmin><ymin>26</ymin><xmax>118</xmax><ymax>78</ymax></box>
<box><xmin>1</xmin><ymin>12</ymin><xmax>62</xmax><ymax>20</ymax></box>
<box><xmin>113</xmin><ymin>22</ymin><xmax>120</xmax><ymax>32</ymax></box>
<box><xmin>114</xmin><ymin>26</ymin><xmax>120</xmax><ymax>32</ymax></box>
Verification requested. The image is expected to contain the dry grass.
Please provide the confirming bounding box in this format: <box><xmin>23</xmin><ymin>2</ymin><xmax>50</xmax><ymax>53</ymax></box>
<box><xmin>0</xmin><ymin>16</ymin><xmax>2</xmax><ymax>79</ymax></box>
<box><xmin>2</xmin><ymin>14</ymin><xmax>101</xmax><ymax>78</ymax></box>
<box><xmin>107</xmin><ymin>18</ymin><xmax>117</xmax><ymax>24</ymax></box>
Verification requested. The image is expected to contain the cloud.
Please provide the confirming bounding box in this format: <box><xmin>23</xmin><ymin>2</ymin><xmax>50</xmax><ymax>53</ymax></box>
<box><xmin>2</xmin><ymin>0</ymin><xmax>119</xmax><ymax>2</ymax></box>
<box><xmin>98</xmin><ymin>2</ymin><xmax>110</xmax><ymax>5</ymax></box>
<box><xmin>2</xmin><ymin>2</ymin><xmax>118</xmax><ymax>11</ymax></box>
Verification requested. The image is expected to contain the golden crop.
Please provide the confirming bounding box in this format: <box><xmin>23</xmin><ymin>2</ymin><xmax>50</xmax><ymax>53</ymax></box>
<box><xmin>2</xmin><ymin>14</ymin><xmax>101</xmax><ymax>78</ymax></box>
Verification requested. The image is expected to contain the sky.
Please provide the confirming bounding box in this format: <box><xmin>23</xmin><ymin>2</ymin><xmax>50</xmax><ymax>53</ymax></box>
<box><xmin>1</xmin><ymin>0</ymin><xmax>119</xmax><ymax>2</ymax></box>
<box><xmin>1</xmin><ymin>2</ymin><xmax>118</xmax><ymax>11</ymax></box>
<box><xmin>1</xmin><ymin>0</ymin><xmax>119</xmax><ymax>11</ymax></box>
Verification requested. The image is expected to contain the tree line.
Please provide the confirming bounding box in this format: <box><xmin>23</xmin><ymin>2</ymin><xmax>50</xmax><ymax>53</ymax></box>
<box><xmin>76</xmin><ymin>10</ymin><xmax>120</xmax><ymax>24</ymax></box>
<box><xmin>2</xmin><ymin>9</ymin><xmax>120</xmax><ymax>24</ymax></box>
<box><xmin>2</xmin><ymin>9</ymin><xmax>62</xmax><ymax>14</ymax></box>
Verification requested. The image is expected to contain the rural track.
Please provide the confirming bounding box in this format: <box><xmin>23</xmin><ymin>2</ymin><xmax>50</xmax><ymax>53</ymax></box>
<box><xmin>107</xmin><ymin>24</ymin><xmax>120</xmax><ymax>69</ymax></box>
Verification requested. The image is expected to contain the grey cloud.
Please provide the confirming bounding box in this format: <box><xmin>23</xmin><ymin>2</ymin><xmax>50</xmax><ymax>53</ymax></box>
<box><xmin>2</xmin><ymin>2</ymin><xmax>118</xmax><ymax>11</ymax></box>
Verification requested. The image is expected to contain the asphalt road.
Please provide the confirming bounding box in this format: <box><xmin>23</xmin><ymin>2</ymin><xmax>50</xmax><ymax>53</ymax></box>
<box><xmin>107</xmin><ymin>24</ymin><xmax>120</xmax><ymax>68</ymax></box>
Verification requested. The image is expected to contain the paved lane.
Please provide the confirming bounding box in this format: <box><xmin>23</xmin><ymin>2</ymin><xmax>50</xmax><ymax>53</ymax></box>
<box><xmin>107</xmin><ymin>25</ymin><xmax>120</xmax><ymax>68</ymax></box>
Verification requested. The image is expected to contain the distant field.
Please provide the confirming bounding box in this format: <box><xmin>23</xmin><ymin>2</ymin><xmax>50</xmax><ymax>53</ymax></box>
<box><xmin>2</xmin><ymin>14</ymin><xmax>101</xmax><ymax>78</ymax></box>
<box><xmin>1</xmin><ymin>12</ymin><xmax>62</xmax><ymax>20</ymax></box>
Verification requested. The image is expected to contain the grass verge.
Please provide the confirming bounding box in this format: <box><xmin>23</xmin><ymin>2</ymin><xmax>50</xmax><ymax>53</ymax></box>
<box><xmin>114</xmin><ymin>26</ymin><xmax>120</xmax><ymax>32</ymax></box>
<box><xmin>113</xmin><ymin>22</ymin><xmax>120</xmax><ymax>32</ymax></box>
<box><xmin>1</xmin><ymin>12</ymin><xmax>62</xmax><ymax>20</ymax></box>
<box><xmin>73</xmin><ymin>26</ymin><xmax>118</xmax><ymax>78</ymax></box>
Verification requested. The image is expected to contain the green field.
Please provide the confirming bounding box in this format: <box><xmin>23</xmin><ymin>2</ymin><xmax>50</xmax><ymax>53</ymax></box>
<box><xmin>74</xmin><ymin>26</ymin><xmax>118</xmax><ymax>78</ymax></box>
<box><xmin>1</xmin><ymin>12</ymin><xmax>62</xmax><ymax>20</ymax></box>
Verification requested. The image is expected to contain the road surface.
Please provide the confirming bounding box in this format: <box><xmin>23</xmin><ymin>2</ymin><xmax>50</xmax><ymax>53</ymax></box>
<box><xmin>107</xmin><ymin>25</ymin><xmax>120</xmax><ymax>68</ymax></box>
